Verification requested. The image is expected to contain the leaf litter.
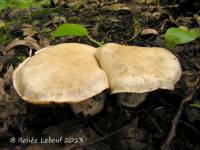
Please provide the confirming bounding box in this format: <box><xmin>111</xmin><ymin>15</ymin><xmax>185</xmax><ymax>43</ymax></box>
<box><xmin>0</xmin><ymin>0</ymin><xmax>200</xmax><ymax>150</ymax></box>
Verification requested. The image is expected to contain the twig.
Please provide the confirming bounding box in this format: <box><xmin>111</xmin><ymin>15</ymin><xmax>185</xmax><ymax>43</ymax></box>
<box><xmin>82</xmin><ymin>119</ymin><xmax>137</xmax><ymax>148</ymax></box>
<box><xmin>144</xmin><ymin>110</ymin><xmax>164</xmax><ymax>135</ymax></box>
<box><xmin>161</xmin><ymin>84</ymin><xmax>200</xmax><ymax>150</ymax></box>
<box><xmin>182</xmin><ymin>121</ymin><xmax>200</xmax><ymax>135</ymax></box>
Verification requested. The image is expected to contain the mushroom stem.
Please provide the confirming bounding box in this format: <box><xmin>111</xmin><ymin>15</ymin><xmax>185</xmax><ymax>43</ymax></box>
<box><xmin>70</xmin><ymin>92</ymin><xmax>107</xmax><ymax>116</ymax></box>
<box><xmin>70</xmin><ymin>98</ymin><xmax>105</xmax><ymax>116</ymax></box>
<box><xmin>117</xmin><ymin>93</ymin><xmax>148</xmax><ymax>107</ymax></box>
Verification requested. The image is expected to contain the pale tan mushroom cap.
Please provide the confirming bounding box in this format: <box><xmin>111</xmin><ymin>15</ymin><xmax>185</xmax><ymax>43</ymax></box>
<box><xmin>13</xmin><ymin>43</ymin><xmax>109</xmax><ymax>104</ymax></box>
<box><xmin>96</xmin><ymin>43</ymin><xmax>182</xmax><ymax>93</ymax></box>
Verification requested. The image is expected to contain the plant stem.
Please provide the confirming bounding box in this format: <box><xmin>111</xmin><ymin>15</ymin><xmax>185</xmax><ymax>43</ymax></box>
<box><xmin>27</xmin><ymin>8</ymin><xmax>32</xmax><ymax>20</ymax></box>
<box><xmin>86</xmin><ymin>34</ymin><xmax>102</xmax><ymax>47</ymax></box>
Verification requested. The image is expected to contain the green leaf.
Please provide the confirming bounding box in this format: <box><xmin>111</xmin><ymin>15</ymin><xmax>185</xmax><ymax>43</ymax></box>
<box><xmin>164</xmin><ymin>26</ymin><xmax>200</xmax><ymax>47</ymax></box>
<box><xmin>190</xmin><ymin>104</ymin><xmax>200</xmax><ymax>109</ymax></box>
<box><xmin>0</xmin><ymin>0</ymin><xmax>11</xmax><ymax>10</ymax></box>
<box><xmin>15</xmin><ymin>0</ymin><xmax>33</xmax><ymax>9</ymax></box>
<box><xmin>33</xmin><ymin>0</ymin><xmax>50</xmax><ymax>6</ymax></box>
<box><xmin>0</xmin><ymin>0</ymin><xmax>33</xmax><ymax>10</ymax></box>
<box><xmin>52</xmin><ymin>23</ymin><xmax>88</xmax><ymax>38</ymax></box>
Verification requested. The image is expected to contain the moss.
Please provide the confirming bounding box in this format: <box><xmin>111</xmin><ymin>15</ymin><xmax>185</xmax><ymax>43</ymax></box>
<box><xmin>7</xmin><ymin>53</ymin><xmax>27</xmax><ymax>66</ymax></box>
<box><xmin>0</xmin><ymin>29</ymin><xmax>12</xmax><ymax>45</ymax></box>
<box><xmin>15</xmin><ymin>55</ymin><xmax>26</xmax><ymax>63</ymax></box>
<box><xmin>31</xmin><ymin>8</ymin><xmax>58</xmax><ymax>23</ymax></box>
<box><xmin>67</xmin><ymin>16</ymin><xmax>81</xmax><ymax>23</ymax></box>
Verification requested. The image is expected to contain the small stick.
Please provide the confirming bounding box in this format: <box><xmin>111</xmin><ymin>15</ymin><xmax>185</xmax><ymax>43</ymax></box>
<box><xmin>161</xmin><ymin>84</ymin><xmax>200</xmax><ymax>150</ymax></box>
<box><xmin>83</xmin><ymin>119</ymin><xmax>137</xmax><ymax>148</ymax></box>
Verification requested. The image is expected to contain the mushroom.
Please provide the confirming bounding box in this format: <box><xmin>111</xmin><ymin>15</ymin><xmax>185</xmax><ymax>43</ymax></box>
<box><xmin>96</xmin><ymin>43</ymin><xmax>182</xmax><ymax>107</ymax></box>
<box><xmin>13</xmin><ymin>43</ymin><xmax>109</xmax><ymax>115</ymax></box>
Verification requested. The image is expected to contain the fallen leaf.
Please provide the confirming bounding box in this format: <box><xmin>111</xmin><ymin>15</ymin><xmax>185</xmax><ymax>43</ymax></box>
<box><xmin>43</xmin><ymin>15</ymin><xmax>66</xmax><ymax>27</ymax></box>
<box><xmin>72</xmin><ymin>0</ymin><xmax>86</xmax><ymax>10</ymax></box>
<box><xmin>52</xmin><ymin>0</ymin><xmax>59</xmax><ymax>5</ymax></box>
<box><xmin>0</xmin><ymin>44</ymin><xmax>5</xmax><ymax>52</ymax></box>
<box><xmin>7</xmin><ymin>9</ymin><xmax>27</xmax><ymax>18</ymax></box>
<box><xmin>52</xmin><ymin>15</ymin><xmax>66</xmax><ymax>24</ymax></box>
<box><xmin>0</xmin><ymin>54</ymin><xmax>13</xmax><ymax>72</ymax></box>
<box><xmin>140</xmin><ymin>28</ymin><xmax>159</xmax><ymax>36</ymax></box>
<box><xmin>3</xmin><ymin>65</ymin><xmax>14</xmax><ymax>86</ymax></box>
<box><xmin>164</xmin><ymin>27</ymin><xmax>200</xmax><ymax>47</ymax></box>
<box><xmin>128</xmin><ymin>20</ymin><xmax>141</xmax><ymax>41</ymax></box>
<box><xmin>0</xmin><ymin>78</ymin><xmax>9</xmax><ymax>102</ymax></box>
<box><xmin>176</xmin><ymin>17</ymin><xmax>193</xmax><ymax>25</ymax></box>
<box><xmin>52</xmin><ymin>0</ymin><xmax>66</xmax><ymax>6</ymax></box>
<box><xmin>134</xmin><ymin>0</ymin><xmax>158</xmax><ymax>5</ymax></box>
<box><xmin>194</xmin><ymin>15</ymin><xmax>200</xmax><ymax>26</ymax></box>
<box><xmin>105</xmin><ymin>3</ymin><xmax>130</xmax><ymax>11</ymax></box>
<box><xmin>21</xmin><ymin>24</ymin><xmax>38</xmax><ymax>37</ymax></box>
<box><xmin>52</xmin><ymin>23</ymin><xmax>88</xmax><ymax>38</ymax></box>
<box><xmin>39</xmin><ymin>37</ymin><xmax>50</xmax><ymax>48</ymax></box>
<box><xmin>4</xmin><ymin>37</ymin><xmax>41</xmax><ymax>53</ymax></box>
<box><xmin>185</xmin><ymin>76</ymin><xmax>199</xmax><ymax>88</ymax></box>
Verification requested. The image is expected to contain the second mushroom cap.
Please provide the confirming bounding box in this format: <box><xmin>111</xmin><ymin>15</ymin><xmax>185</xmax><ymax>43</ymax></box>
<box><xmin>96</xmin><ymin>43</ymin><xmax>182</xmax><ymax>93</ymax></box>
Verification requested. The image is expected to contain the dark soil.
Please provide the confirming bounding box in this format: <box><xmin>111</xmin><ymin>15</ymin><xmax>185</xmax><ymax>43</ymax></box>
<box><xmin>0</xmin><ymin>0</ymin><xmax>200</xmax><ymax>150</ymax></box>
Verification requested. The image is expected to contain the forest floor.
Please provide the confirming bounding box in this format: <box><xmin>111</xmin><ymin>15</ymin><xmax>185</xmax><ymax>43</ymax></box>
<box><xmin>0</xmin><ymin>0</ymin><xmax>200</xmax><ymax>150</ymax></box>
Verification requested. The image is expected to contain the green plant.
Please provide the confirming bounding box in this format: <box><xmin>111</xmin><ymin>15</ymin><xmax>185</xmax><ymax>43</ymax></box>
<box><xmin>164</xmin><ymin>26</ymin><xmax>200</xmax><ymax>48</ymax></box>
<box><xmin>0</xmin><ymin>0</ymin><xmax>33</xmax><ymax>10</ymax></box>
<box><xmin>0</xmin><ymin>33</ymin><xmax>11</xmax><ymax>45</ymax></box>
<box><xmin>0</xmin><ymin>0</ymin><xmax>50</xmax><ymax>19</ymax></box>
<box><xmin>190</xmin><ymin>104</ymin><xmax>200</xmax><ymax>109</ymax></box>
<box><xmin>52</xmin><ymin>23</ymin><xmax>103</xmax><ymax>47</ymax></box>
<box><xmin>16</xmin><ymin>55</ymin><xmax>26</xmax><ymax>63</ymax></box>
<box><xmin>0</xmin><ymin>0</ymin><xmax>50</xmax><ymax>10</ymax></box>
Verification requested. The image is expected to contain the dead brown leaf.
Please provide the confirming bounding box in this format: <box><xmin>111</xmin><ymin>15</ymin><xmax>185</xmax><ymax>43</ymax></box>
<box><xmin>39</xmin><ymin>37</ymin><xmax>50</xmax><ymax>48</ymax></box>
<box><xmin>0</xmin><ymin>54</ymin><xmax>13</xmax><ymax>72</ymax></box>
<box><xmin>0</xmin><ymin>78</ymin><xmax>9</xmax><ymax>102</ymax></box>
<box><xmin>186</xmin><ymin>76</ymin><xmax>200</xmax><ymax>88</ymax></box>
<box><xmin>44</xmin><ymin>15</ymin><xmax>66</xmax><ymax>27</ymax></box>
<box><xmin>3</xmin><ymin>65</ymin><xmax>14</xmax><ymax>86</ymax></box>
<box><xmin>194</xmin><ymin>15</ymin><xmax>200</xmax><ymax>26</ymax></box>
<box><xmin>7</xmin><ymin>9</ymin><xmax>26</xmax><ymax>18</ymax></box>
<box><xmin>72</xmin><ymin>0</ymin><xmax>86</xmax><ymax>10</ymax></box>
<box><xmin>53</xmin><ymin>15</ymin><xmax>66</xmax><ymax>24</ymax></box>
<box><xmin>134</xmin><ymin>0</ymin><xmax>158</xmax><ymax>5</ymax></box>
<box><xmin>52</xmin><ymin>0</ymin><xmax>66</xmax><ymax>6</ymax></box>
<box><xmin>176</xmin><ymin>17</ymin><xmax>193</xmax><ymax>26</ymax></box>
<box><xmin>127</xmin><ymin>20</ymin><xmax>141</xmax><ymax>41</ymax></box>
<box><xmin>21</xmin><ymin>24</ymin><xmax>38</xmax><ymax>37</ymax></box>
<box><xmin>140</xmin><ymin>28</ymin><xmax>159</xmax><ymax>36</ymax></box>
<box><xmin>105</xmin><ymin>3</ymin><xmax>131</xmax><ymax>11</ymax></box>
<box><xmin>67</xmin><ymin>0</ymin><xmax>84</xmax><ymax>8</ymax></box>
<box><xmin>4</xmin><ymin>37</ymin><xmax>41</xmax><ymax>53</ymax></box>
